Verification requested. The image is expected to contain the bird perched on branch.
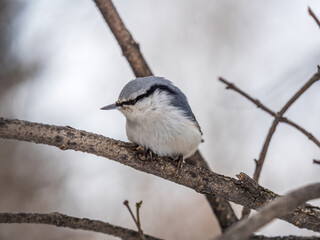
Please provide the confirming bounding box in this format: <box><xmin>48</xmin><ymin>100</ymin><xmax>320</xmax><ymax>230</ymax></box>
<box><xmin>101</xmin><ymin>76</ymin><xmax>202</xmax><ymax>165</ymax></box>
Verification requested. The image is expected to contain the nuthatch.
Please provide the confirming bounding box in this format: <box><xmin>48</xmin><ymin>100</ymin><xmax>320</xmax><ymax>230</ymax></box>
<box><xmin>101</xmin><ymin>76</ymin><xmax>202</xmax><ymax>160</ymax></box>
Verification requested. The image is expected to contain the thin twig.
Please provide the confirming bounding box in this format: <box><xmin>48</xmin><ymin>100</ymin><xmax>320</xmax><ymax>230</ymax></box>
<box><xmin>124</xmin><ymin>200</ymin><xmax>146</xmax><ymax>240</ymax></box>
<box><xmin>0</xmin><ymin>212</ymin><xmax>161</xmax><ymax>240</ymax></box>
<box><xmin>242</xmin><ymin>67</ymin><xmax>320</xmax><ymax>218</ymax></box>
<box><xmin>254</xmin><ymin>68</ymin><xmax>320</xmax><ymax>180</ymax></box>
<box><xmin>215</xmin><ymin>183</ymin><xmax>320</xmax><ymax>240</ymax></box>
<box><xmin>92</xmin><ymin>0</ymin><xmax>238</xmax><ymax>231</ymax></box>
<box><xmin>308</xmin><ymin>7</ymin><xmax>320</xmax><ymax>28</ymax></box>
<box><xmin>0</xmin><ymin>118</ymin><xmax>319</xmax><ymax>232</ymax></box>
<box><xmin>136</xmin><ymin>201</ymin><xmax>143</xmax><ymax>233</ymax></box>
<box><xmin>218</xmin><ymin>77</ymin><xmax>320</xmax><ymax>148</ymax></box>
<box><xmin>124</xmin><ymin>200</ymin><xmax>138</xmax><ymax>226</ymax></box>
<box><xmin>314</xmin><ymin>159</ymin><xmax>320</xmax><ymax>165</ymax></box>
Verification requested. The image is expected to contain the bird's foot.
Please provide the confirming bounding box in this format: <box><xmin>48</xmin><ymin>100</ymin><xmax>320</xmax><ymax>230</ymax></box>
<box><xmin>171</xmin><ymin>155</ymin><xmax>184</xmax><ymax>174</ymax></box>
<box><xmin>135</xmin><ymin>145</ymin><xmax>154</xmax><ymax>161</ymax></box>
<box><xmin>177</xmin><ymin>155</ymin><xmax>184</xmax><ymax>169</ymax></box>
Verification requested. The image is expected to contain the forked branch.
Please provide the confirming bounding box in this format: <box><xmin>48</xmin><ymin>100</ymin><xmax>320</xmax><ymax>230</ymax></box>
<box><xmin>218</xmin><ymin>76</ymin><xmax>320</xmax><ymax>148</ymax></box>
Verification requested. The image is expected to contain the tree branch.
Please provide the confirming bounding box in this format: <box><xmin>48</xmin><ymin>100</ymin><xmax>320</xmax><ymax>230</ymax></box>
<box><xmin>93</xmin><ymin>0</ymin><xmax>153</xmax><ymax>77</ymax></box>
<box><xmin>308</xmin><ymin>7</ymin><xmax>320</xmax><ymax>28</ymax></box>
<box><xmin>215</xmin><ymin>183</ymin><xmax>320</xmax><ymax>240</ymax></box>
<box><xmin>92</xmin><ymin>0</ymin><xmax>238</xmax><ymax>231</ymax></box>
<box><xmin>242</xmin><ymin>67</ymin><xmax>320</xmax><ymax>217</ymax></box>
<box><xmin>0</xmin><ymin>212</ymin><xmax>161</xmax><ymax>240</ymax></box>
<box><xmin>218</xmin><ymin>77</ymin><xmax>320</xmax><ymax>148</ymax></box>
<box><xmin>186</xmin><ymin>151</ymin><xmax>239</xmax><ymax>230</ymax></box>
<box><xmin>0</xmin><ymin>117</ymin><xmax>319</xmax><ymax>232</ymax></box>
<box><xmin>254</xmin><ymin>68</ymin><xmax>320</xmax><ymax>181</ymax></box>
<box><xmin>251</xmin><ymin>237</ymin><xmax>320</xmax><ymax>240</ymax></box>
<box><xmin>1</xmin><ymin>212</ymin><xmax>318</xmax><ymax>240</ymax></box>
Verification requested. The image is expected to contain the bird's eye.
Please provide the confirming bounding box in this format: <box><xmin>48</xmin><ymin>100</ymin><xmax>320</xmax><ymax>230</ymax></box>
<box><xmin>130</xmin><ymin>99</ymin><xmax>136</xmax><ymax>105</ymax></box>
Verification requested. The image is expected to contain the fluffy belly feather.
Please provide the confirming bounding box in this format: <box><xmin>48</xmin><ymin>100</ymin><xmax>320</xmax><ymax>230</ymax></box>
<box><xmin>126</xmin><ymin>115</ymin><xmax>201</xmax><ymax>158</ymax></box>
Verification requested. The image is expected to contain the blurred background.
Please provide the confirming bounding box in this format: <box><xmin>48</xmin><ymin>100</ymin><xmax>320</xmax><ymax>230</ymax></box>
<box><xmin>0</xmin><ymin>0</ymin><xmax>319</xmax><ymax>239</ymax></box>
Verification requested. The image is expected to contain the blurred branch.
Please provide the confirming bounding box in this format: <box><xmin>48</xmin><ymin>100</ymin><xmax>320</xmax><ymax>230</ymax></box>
<box><xmin>251</xmin><ymin>237</ymin><xmax>320</xmax><ymax>240</ymax></box>
<box><xmin>218</xmin><ymin>76</ymin><xmax>320</xmax><ymax>148</ymax></box>
<box><xmin>93</xmin><ymin>0</ymin><xmax>152</xmax><ymax>77</ymax></box>
<box><xmin>215</xmin><ymin>183</ymin><xmax>320</xmax><ymax>240</ymax></box>
<box><xmin>314</xmin><ymin>159</ymin><xmax>320</xmax><ymax>165</ymax></box>
<box><xmin>0</xmin><ymin>212</ymin><xmax>162</xmax><ymax>240</ymax></box>
<box><xmin>242</xmin><ymin>67</ymin><xmax>320</xmax><ymax>217</ymax></box>
<box><xmin>308</xmin><ymin>7</ymin><xmax>320</xmax><ymax>28</ymax></box>
<box><xmin>92</xmin><ymin>0</ymin><xmax>238</xmax><ymax>231</ymax></box>
<box><xmin>0</xmin><ymin>117</ymin><xmax>320</xmax><ymax>232</ymax></box>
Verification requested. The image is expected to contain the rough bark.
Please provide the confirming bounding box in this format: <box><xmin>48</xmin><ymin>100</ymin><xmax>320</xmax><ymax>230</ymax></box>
<box><xmin>0</xmin><ymin>212</ymin><xmax>161</xmax><ymax>240</ymax></box>
<box><xmin>216</xmin><ymin>183</ymin><xmax>320</xmax><ymax>240</ymax></box>
<box><xmin>1</xmin><ymin>117</ymin><xmax>319</xmax><ymax>232</ymax></box>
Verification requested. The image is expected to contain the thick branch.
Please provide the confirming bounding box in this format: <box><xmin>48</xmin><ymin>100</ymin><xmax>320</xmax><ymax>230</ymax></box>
<box><xmin>218</xmin><ymin>77</ymin><xmax>320</xmax><ymax>148</ymax></box>
<box><xmin>0</xmin><ymin>212</ymin><xmax>161</xmax><ymax>240</ymax></box>
<box><xmin>216</xmin><ymin>183</ymin><xmax>320</xmax><ymax>240</ymax></box>
<box><xmin>186</xmin><ymin>151</ymin><xmax>239</xmax><ymax>230</ymax></box>
<box><xmin>92</xmin><ymin>0</ymin><xmax>238</xmax><ymax>230</ymax></box>
<box><xmin>0</xmin><ymin>117</ymin><xmax>319</xmax><ymax>232</ymax></box>
<box><xmin>93</xmin><ymin>0</ymin><xmax>153</xmax><ymax>77</ymax></box>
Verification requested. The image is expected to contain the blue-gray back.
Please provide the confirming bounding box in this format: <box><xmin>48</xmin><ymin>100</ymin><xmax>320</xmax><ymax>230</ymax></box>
<box><xmin>119</xmin><ymin>76</ymin><xmax>202</xmax><ymax>134</ymax></box>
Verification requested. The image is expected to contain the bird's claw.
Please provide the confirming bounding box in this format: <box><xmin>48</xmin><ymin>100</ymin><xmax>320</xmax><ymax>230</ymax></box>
<box><xmin>136</xmin><ymin>146</ymin><xmax>154</xmax><ymax>161</ymax></box>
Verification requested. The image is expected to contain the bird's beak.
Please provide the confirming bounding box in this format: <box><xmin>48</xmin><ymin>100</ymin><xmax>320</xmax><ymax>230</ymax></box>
<box><xmin>100</xmin><ymin>103</ymin><xmax>121</xmax><ymax>110</ymax></box>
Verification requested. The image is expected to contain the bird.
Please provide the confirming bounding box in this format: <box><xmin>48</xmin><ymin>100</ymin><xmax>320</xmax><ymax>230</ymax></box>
<box><xmin>101</xmin><ymin>76</ymin><xmax>202</xmax><ymax>163</ymax></box>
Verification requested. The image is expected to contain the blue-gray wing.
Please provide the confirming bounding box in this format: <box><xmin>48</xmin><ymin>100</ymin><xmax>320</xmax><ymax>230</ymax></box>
<box><xmin>168</xmin><ymin>85</ymin><xmax>203</xmax><ymax>136</ymax></box>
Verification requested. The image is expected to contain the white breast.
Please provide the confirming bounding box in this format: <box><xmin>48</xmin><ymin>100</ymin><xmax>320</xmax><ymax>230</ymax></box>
<box><xmin>123</xmin><ymin>91</ymin><xmax>201</xmax><ymax>158</ymax></box>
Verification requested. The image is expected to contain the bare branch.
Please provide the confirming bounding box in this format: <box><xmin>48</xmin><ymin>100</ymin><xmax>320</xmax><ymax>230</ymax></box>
<box><xmin>308</xmin><ymin>7</ymin><xmax>320</xmax><ymax>28</ymax></box>
<box><xmin>124</xmin><ymin>200</ymin><xmax>146</xmax><ymax>240</ymax></box>
<box><xmin>215</xmin><ymin>183</ymin><xmax>320</xmax><ymax>240</ymax></box>
<box><xmin>242</xmin><ymin>68</ymin><xmax>320</xmax><ymax>218</ymax></box>
<box><xmin>0</xmin><ymin>212</ymin><xmax>161</xmax><ymax>240</ymax></box>
<box><xmin>92</xmin><ymin>0</ymin><xmax>238</xmax><ymax>230</ymax></box>
<box><xmin>93</xmin><ymin>0</ymin><xmax>153</xmax><ymax>77</ymax></box>
<box><xmin>186</xmin><ymin>151</ymin><xmax>239</xmax><ymax>230</ymax></box>
<box><xmin>254</xmin><ymin>68</ymin><xmax>320</xmax><ymax>180</ymax></box>
<box><xmin>1</xmin><ymin>212</ymin><xmax>318</xmax><ymax>240</ymax></box>
<box><xmin>314</xmin><ymin>159</ymin><xmax>320</xmax><ymax>165</ymax></box>
<box><xmin>0</xmin><ymin>118</ymin><xmax>319</xmax><ymax>232</ymax></box>
<box><xmin>250</xmin><ymin>235</ymin><xmax>320</xmax><ymax>240</ymax></box>
<box><xmin>218</xmin><ymin>77</ymin><xmax>320</xmax><ymax>148</ymax></box>
<box><xmin>136</xmin><ymin>201</ymin><xmax>143</xmax><ymax>236</ymax></box>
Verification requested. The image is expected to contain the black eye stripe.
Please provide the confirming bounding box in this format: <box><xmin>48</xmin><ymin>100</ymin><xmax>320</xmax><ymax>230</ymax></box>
<box><xmin>118</xmin><ymin>84</ymin><xmax>177</xmax><ymax>107</ymax></box>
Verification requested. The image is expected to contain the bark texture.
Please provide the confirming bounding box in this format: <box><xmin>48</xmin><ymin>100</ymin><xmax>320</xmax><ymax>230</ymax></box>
<box><xmin>1</xmin><ymin>117</ymin><xmax>319</xmax><ymax>232</ymax></box>
<box><xmin>216</xmin><ymin>183</ymin><xmax>320</xmax><ymax>240</ymax></box>
<box><xmin>0</xmin><ymin>212</ymin><xmax>161</xmax><ymax>240</ymax></box>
